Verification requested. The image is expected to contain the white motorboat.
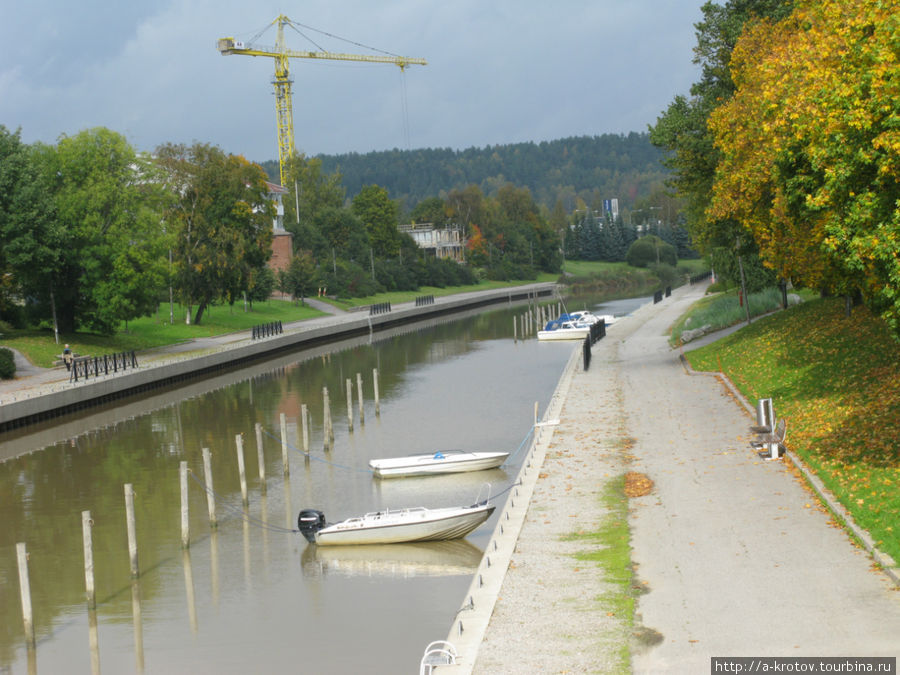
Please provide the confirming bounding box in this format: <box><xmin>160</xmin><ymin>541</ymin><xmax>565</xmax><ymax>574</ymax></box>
<box><xmin>568</xmin><ymin>310</ymin><xmax>616</xmax><ymax>325</ymax></box>
<box><xmin>297</xmin><ymin>502</ymin><xmax>495</xmax><ymax>546</ymax></box>
<box><xmin>537</xmin><ymin>319</ymin><xmax>591</xmax><ymax>341</ymax></box>
<box><xmin>369</xmin><ymin>449</ymin><xmax>509</xmax><ymax>478</ymax></box>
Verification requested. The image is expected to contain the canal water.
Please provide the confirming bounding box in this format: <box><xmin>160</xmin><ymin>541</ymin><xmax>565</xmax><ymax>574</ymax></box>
<box><xmin>0</xmin><ymin>295</ymin><xmax>648</xmax><ymax>675</ymax></box>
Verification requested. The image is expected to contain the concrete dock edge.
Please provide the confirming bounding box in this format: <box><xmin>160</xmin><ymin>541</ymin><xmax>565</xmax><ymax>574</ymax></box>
<box><xmin>431</xmin><ymin>346</ymin><xmax>583</xmax><ymax>673</ymax></box>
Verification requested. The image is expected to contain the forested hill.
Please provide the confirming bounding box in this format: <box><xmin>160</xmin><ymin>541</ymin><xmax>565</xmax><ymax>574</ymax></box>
<box><xmin>261</xmin><ymin>133</ymin><xmax>668</xmax><ymax>212</ymax></box>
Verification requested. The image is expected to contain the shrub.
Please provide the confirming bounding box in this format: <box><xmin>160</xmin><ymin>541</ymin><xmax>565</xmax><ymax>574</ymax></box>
<box><xmin>649</xmin><ymin>262</ymin><xmax>680</xmax><ymax>289</ymax></box>
<box><xmin>626</xmin><ymin>236</ymin><xmax>677</xmax><ymax>268</ymax></box>
<box><xmin>0</xmin><ymin>347</ymin><xmax>15</xmax><ymax>379</ymax></box>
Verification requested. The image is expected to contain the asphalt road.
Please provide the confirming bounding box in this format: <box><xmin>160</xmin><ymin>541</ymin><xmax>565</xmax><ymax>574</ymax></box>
<box><xmin>618</xmin><ymin>285</ymin><xmax>900</xmax><ymax>671</ymax></box>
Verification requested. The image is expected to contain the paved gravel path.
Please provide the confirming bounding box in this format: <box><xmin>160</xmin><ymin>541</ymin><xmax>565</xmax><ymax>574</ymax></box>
<box><xmin>445</xmin><ymin>283</ymin><xmax>899</xmax><ymax>674</ymax></box>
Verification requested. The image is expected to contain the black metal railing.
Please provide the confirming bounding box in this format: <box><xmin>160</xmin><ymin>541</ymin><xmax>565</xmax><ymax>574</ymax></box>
<box><xmin>689</xmin><ymin>271</ymin><xmax>712</xmax><ymax>285</ymax></box>
<box><xmin>653</xmin><ymin>290</ymin><xmax>664</xmax><ymax>304</ymax></box>
<box><xmin>415</xmin><ymin>295</ymin><xmax>435</xmax><ymax>307</ymax></box>
<box><xmin>581</xmin><ymin>319</ymin><xmax>608</xmax><ymax>371</ymax></box>
<box><xmin>70</xmin><ymin>351</ymin><xmax>138</xmax><ymax>382</ymax></box>
<box><xmin>369</xmin><ymin>302</ymin><xmax>392</xmax><ymax>316</ymax></box>
<box><xmin>251</xmin><ymin>321</ymin><xmax>283</xmax><ymax>340</ymax></box>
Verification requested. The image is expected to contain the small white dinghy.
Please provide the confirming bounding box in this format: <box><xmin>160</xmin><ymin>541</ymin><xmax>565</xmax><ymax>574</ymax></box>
<box><xmin>368</xmin><ymin>449</ymin><xmax>509</xmax><ymax>478</ymax></box>
<box><xmin>297</xmin><ymin>502</ymin><xmax>495</xmax><ymax>546</ymax></box>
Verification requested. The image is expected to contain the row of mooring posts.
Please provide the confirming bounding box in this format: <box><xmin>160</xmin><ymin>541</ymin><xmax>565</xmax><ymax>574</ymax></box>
<box><xmin>14</xmin><ymin>367</ymin><xmax>384</xmax><ymax>672</ymax></box>
<box><xmin>513</xmin><ymin>302</ymin><xmax>562</xmax><ymax>341</ymax></box>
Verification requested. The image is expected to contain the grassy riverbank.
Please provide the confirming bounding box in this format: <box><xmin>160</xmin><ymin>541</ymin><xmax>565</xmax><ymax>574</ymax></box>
<box><xmin>0</xmin><ymin>299</ymin><xmax>328</xmax><ymax>368</ymax></box>
<box><xmin>685</xmin><ymin>297</ymin><xmax>900</xmax><ymax>564</ymax></box>
<box><xmin>1</xmin><ymin>278</ymin><xmax>567</xmax><ymax>368</ymax></box>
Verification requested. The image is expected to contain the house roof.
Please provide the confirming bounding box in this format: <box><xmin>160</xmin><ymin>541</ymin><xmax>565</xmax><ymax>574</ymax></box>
<box><xmin>265</xmin><ymin>181</ymin><xmax>289</xmax><ymax>195</ymax></box>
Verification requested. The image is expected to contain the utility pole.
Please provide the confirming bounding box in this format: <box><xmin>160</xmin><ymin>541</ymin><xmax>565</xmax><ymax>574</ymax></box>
<box><xmin>736</xmin><ymin>236</ymin><xmax>752</xmax><ymax>325</ymax></box>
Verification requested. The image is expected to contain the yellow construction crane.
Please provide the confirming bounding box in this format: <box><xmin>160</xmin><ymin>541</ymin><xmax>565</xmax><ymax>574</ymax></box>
<box><xmin>217</xmin><ymin>15</ymin><xmax>427</xmax><ymax>187</ymax></box>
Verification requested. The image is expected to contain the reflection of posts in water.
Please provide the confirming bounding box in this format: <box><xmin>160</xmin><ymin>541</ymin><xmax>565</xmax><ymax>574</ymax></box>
<box><xmin>181</xmin><ymin>550</ymin><xmax>198</xmax><ymax>634</ymax></box>
<box><xmin>284</xmin><ymin>475</ymin><xmax>294</xmax><ymax>532</ymax></box>
<box><xmin>243</xmin><ymin>512</ymin><xmax>251</xmax><ymax>589</ymax></box>
<box><xmin>280</xmin><ymin>413</ymin><xmax>290</xmax><ymax>476</ymax></box>
<box><xmin>357</xmin><ymin>372</ymin><xmax>365</xmax><ymax>425</ymax></box>
<box><xmin>88</xmin><ymin>606</ymin><xmax>101</xmax><ymax>675</ymax></box>
<box><xmin>323</xmin><ymin>387</ymin><xmax>333</xmax><ymax>451</ymax></box>
<box><xmin>255</xmin><ymin>423</ymin><xmax>266</xmax><ymax>494</ymax></box>
<box><xmin>301</xmin><ymin>404</ymin><xmax>310</xmax><ymax>456</ymax></box>
<box><xmin>27</xmin><ymin>642</ymin><xmax>36</xmax><ymax>675</ymax></box>
<box><xmin>346</xmin><ymin>378</ymin><xmax>353</xmax><ymax>432</ymax></box>
<box><xmin>202</xmin><ymin>448</ymin><xmax>217</xmax><ymax>529</ymax></box>
<box><xmin>180</xmin><ymin>462</ymin><xmax>190</xmax><ymax>549</ymax></box>
<box><xmin>125</xmin><ymin>483</ymin><xmax>139</xmax><ymax>577</ymax></box>
<box><xmin>210</xmin><ymin>531</ymin><xmax>220</xmax><ymax>607</ymax></box>
<box><xmin>131</xmin><ymin>580</ymin><xmax>144</xmax><ymax>674</ymax></box>
<box><xmin>82</xmin><ymin>511</ymin><xmax>96</xmax><ymax>609</ymax></box>
<box><xmin>373</xmin><ymin>368</ymin><xmax>380</xmax><ymax>416</ymax></box>
<box><xmin>235</xmin><ymin>434</ymin><xmax>248</xmax><ymax>506</ymax></box>
<box><xmin>16</xmin><ymin>542</ymin><xmax>36</xmax><ymax>648</ymax></box>
<box><xmin>261</xmin><ymin>492</ymin><xmax>270</xmax><ymax>568</ymax></box>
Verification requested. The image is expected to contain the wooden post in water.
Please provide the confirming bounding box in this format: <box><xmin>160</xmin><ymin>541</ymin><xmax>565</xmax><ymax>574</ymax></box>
<box><xmin>345</xmin><ymin>378</ymin><xmax>354</xmax><ymax>432</ymax></box>
<box><xmin>280</xmin><ymin>413</ymin><xmax>290</xmax><ymax>476</ymax></box>
<box><xmin>323</xmin><ymin>387</ymin><xmax>333</xmax><ymax>451</ymax></box>
<box><xmin>180</xmin><ymin>462</ymin><xmax>190</xmax><ymax>549</ymax></box>
<box><xmin>202</xmin><ymin>447</ymin><xmax>217</xmax><ymax>529</ymax></box>
<box><xmin>235</xmin><ymin>434</ymin><xmax>248</xmax><ymax>507</ymax></box>
<box><xmin>125</xmin><ymin>483</ymin><xmax>139</xmax><ymax>578</ymax></box>
<box><xmin>513</xmin><ymin>316</ymin><xmax>517</xmax><ymax>341</ymax></box>
<box><xmin>356</xmin><ymin>373</ymin><xmax>365</xmax><ymax>425</ymax></box>
<box><xmin>301</xmin><ymin>404</ymin><xmax>310</xmax><ymax>453</ymax></box>
<box><xmin>373</xmin><ymin>368</ymin><xmax>380</xmax><ymax>416</ymax></box>
<box><xmin>254</xmin><ymin>423</ymin><xmax>266</xmax><ymax>494</ymax></box>
<box><xmin>16</xmin><ymin>543</ymin><xmax>35</xmax><ymax>648</ymax></box>
<box><xmin>82</xmin><ymin>511</ymin><xmax>96</xmax><ymax>608</ymax></box>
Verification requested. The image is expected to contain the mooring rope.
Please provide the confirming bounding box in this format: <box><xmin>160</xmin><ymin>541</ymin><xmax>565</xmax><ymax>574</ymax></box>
<box><xmin>187</xmin><ymin>470</ymin><xmax>298</xmax><ymax>534</ymax></box>
<box><xmin>503</xmin><ymin>425</ymin><xmax>535</xmax><ymax>465</ymax></box>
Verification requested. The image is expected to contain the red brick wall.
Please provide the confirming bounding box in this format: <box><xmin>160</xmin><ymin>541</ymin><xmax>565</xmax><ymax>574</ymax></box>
<box><xmin>268</xmin><ymin>231</ymin><xmax>294</xmax><ymax>274</ymax></box>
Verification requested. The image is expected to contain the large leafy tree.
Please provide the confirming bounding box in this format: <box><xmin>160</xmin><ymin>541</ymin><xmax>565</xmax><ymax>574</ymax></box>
<box><xmin>709</xmin><ymin>0</ymin><xmax>900</xmax><ymax>328</ymax></box>
<box><xmin>281</xmin><ymin>154</ymin><xmax>345</xmax><ymax>233</ymax></box>
<box><xmin>649</xmin><ymin>0</ymin><xmax>794</xmax><ymax>274</ymax></box>
<box><xmin>351</xmin><ymin>185</ymin><xmax>402</xmax><ymax>258</ymax></box>
<box><xmin>156</xmin><ymin>143</ymin><xmax>273</xmax><ymax>325</ymax></box>
<box><xmin>312</xmin><ymin>206</ymin><xmax>370</xmax><ymax>262</ymax></box>
<box><xmin>11</xmin><ymin>128</ymin><xmax>168</xmax><ymax>335</ymax></box>
<box><xmin>0</xmin><ymin>127</ymin><xmax>63</xmax><ymax>328</ymax></box>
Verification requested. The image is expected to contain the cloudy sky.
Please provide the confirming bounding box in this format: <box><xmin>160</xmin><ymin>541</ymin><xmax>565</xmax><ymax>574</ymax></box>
<box><xmin>1</xmin><ymin>1</ymin><xmax>705</xmax><ymax>163</ymax></box>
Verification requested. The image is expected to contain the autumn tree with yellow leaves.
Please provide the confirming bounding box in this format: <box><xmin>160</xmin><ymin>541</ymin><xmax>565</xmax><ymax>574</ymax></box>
<box><xmin>709</xmin><ymin>0</ymin><xmax>900</xmax><ymax>329</ymax></box>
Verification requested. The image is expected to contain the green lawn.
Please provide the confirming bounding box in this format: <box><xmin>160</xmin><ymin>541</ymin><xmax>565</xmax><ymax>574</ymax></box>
<box><xmin>685</xmin><ymin>296</ymin><xmax>900</xmax><ymax>564</ymax></box>
<box><xmin>563</xmin><ymin>258</ymin><xmax>709</xmax><ymax>279</ymax></box>
<box><xmin>1</xmin><ymin>277</ymin><xmax>561</xmax><ymax>368</ymax></box>
<box><xmin>1</xmin><ymin>298</ymin><xmax>326</xmax><ymax>368</ymax></box>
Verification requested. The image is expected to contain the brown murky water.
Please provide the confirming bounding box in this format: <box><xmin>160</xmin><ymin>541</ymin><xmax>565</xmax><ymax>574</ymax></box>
<box><xmin>0</xmin><ymin>296</ymin><xmax>647</xmax><ymax>674</ymax></box>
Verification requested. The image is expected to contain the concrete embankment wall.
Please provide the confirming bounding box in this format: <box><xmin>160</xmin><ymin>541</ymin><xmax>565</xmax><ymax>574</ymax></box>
<box><xmin>0</xmin><ymin>285</ymin><xmax>555</xmax><ymax>433</ymax></box>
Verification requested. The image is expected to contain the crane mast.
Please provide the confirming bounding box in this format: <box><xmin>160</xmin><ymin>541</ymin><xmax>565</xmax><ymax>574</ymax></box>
<box><xmin>217</xmin><ymin>15</ymin><xmax>427</xmax><ymax>187</ymax></box>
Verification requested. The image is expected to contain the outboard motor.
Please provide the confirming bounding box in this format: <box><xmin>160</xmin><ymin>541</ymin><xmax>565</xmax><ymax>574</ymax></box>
<box><xmin>297</xmin><ymin>509</ymin><xmax>326</xmax><ymax>544</ymax></box>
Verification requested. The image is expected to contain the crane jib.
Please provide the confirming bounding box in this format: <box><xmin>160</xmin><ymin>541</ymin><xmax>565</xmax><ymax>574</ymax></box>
<box><xmin>216</xmin><ymin>16</ymin><xmax>426</xmax><ymax>187</ymax></box>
